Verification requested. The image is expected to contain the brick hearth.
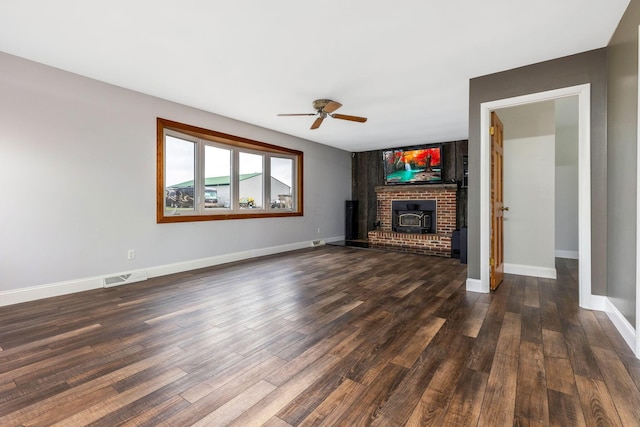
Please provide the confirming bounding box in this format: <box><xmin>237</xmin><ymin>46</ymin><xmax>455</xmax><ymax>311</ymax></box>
<box><xmin>368</xmin><ymin>184</ymin><xmax>457</xmax><ymax>257</ymax></box>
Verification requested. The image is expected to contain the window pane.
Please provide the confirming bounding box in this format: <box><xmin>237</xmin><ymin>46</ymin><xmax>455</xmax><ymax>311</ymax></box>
<box><xmin>165</xmin><ymin>135</ymin><xmax>195</xmax><ymax>212</ymax></box>
<box><xmin>239</xmin><ymin>152</ymin><xmax>263</xmax><ymax>209</ymax></box>
<box><xmin>270</xmin><ymin>157</ymin><xmax>293</xmax><ymax>210</ymax></box>
<box><xmin>204</xmin><ymin>145</ymin><xmax>231</xmax><ymax>209</ymax></box>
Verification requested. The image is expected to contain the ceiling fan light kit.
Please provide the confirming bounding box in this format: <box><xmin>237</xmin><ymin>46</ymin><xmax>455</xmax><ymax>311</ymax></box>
<box><xmin>279</xmin><ymin>99</ymin><xmax>367</xmax><ymax>130</ymax></box>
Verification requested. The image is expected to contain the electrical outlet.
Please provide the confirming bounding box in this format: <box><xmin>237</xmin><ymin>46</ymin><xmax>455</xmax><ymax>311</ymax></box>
<box><xmin>127</xmin><ymin>249</ymin><xmax>135</xmax><ymax>260</ymax></box>
<box><xmin>317</xmin><ymin>227</ymin><xmax>321</xmax><ymax>234</ymax></box>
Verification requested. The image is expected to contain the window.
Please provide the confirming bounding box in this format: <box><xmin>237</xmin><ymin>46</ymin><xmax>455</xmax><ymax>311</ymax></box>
<box><xmin>157</xmin><ymin>118</ymin><xmax>303</xmax><ymax>223</ymax></box>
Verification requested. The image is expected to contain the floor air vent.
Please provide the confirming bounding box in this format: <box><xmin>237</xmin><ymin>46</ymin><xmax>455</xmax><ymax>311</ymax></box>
<box><xmin>103</xmin><ymin>271</ymin><xmax>148</xmax><ymax>288</ymax></box>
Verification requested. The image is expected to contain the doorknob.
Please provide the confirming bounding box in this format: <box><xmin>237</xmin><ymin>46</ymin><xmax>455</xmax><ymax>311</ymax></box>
<box><xmin>500</xmin><ymin>206</ymin><xmax>510</xmax><ymax>211</ymax></box>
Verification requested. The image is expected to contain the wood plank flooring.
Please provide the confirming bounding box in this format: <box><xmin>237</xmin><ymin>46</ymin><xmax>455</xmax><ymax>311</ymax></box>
<box><xmin>1</xmin><ymin>246</ymin><xmax>639</xmax><ymax>426</ymax></box>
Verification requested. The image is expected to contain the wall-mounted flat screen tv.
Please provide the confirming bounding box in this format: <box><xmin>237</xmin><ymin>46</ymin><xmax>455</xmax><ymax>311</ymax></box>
<box><xmin>382</xmin><ymin>145</ymin><xmax>443</xmax><ymax>185</ymax></box>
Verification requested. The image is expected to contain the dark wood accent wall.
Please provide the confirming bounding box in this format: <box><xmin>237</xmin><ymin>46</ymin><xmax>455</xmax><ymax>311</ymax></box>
<box><xmin>352</xmin><ymin>140</ymin><xmax>468</xmax><ymax>240</ymax></box>
<box><xmin>351</xmin><ymin>151</ymin><xmax>384</xmax><ymax>240</ymax></box>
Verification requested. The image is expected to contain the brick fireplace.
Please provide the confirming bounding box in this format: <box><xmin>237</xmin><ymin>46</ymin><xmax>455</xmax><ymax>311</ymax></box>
<box><xmin>368</xmin><ymin>184</ymin><xmax>457</xmax><ymax>257</ymax></box>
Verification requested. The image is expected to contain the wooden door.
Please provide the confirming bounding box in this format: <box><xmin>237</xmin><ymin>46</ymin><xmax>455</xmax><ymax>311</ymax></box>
<box><xmin>490</xmin><ymin>111</ymin><xmax>505</xmax><ymax>290</ymax></box>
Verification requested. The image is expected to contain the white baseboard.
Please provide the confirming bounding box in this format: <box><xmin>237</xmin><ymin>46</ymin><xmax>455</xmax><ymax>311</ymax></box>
<box><xmin>504</xmin><ymin>263</ymin><xmax>557</xmax><ymax>279</ymax></box>
<box><xmin>584</xmin><ymin>295</ymin><xmax>637</xmax><ymax>358</ymax></box>
<box><xmin>146</xmin><ymin>240</ymin><xmax>315</xmax><ymax>278</ymax></box>
<box><xmin>0</xmin><ymin>276</ymin><xmax>105</xmax><ymax>307</ymax></box>
<box><xmin>466</xmin><ymin>278</ymin><xmax>488</xmax><ymax>293</ymax></box>
<box><xmin>586</xmin><ymin>294</ymin><xmax>608</xmax><ymax>311</ymax></box>
<box><xmin>555</xmin><ymin>249</ymin><xmax>579</xmax><ymax>259</ymax></box>
<box><xmin>604</xmin><ymin>298</ymin><xmax>637</xmax><ymax>357</ymax></box>
<box><xmin>0</xmin><ymin>239</ymin><xmax>328</xmax><ymax>308</ymax></box>
<box><xmin>324</xmin><ymin>235</ymin><xmax>346</xmax><ymax>244</ymax></box>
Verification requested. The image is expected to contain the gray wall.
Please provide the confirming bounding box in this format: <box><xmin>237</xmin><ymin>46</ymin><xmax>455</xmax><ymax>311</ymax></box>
<box><xmin>555</xmin><ymin>97</ymin><xmax>580</xmax><ymax>257</ymax></box>
<box><xmin>468</xmin><ymin>48</ymin><xmax>608</xmax><ymax>295</ymax></box>
<box><xmin>0</xmin><ymin>51</ymin><xmax>351</xmax><ymax>294</ymax></box>
<box><xmin>607</xmin><ymin>0</ymin><xmax>640</xmax><ymax>325</ymax></box>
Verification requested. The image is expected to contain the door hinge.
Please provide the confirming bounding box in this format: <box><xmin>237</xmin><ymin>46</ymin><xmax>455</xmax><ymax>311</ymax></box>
<box><xmin>490</xmin><ymin>126</ymin><xmax>495</xmax><ymax>136</ymax></box>
<box><xmin>490</xmin><ymin>257</ymin><xmax>495</xmax><ymax>267</ymax></box>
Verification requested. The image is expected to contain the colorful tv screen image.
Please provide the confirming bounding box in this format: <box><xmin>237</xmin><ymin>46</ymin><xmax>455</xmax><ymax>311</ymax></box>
<box><xmin>382</xmin><ymin>146</ymin><xmax>443</xmax><ymax>184</ymax></box>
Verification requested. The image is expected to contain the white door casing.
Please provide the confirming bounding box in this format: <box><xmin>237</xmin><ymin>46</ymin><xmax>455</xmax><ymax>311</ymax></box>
<box><xmin>469</xmin><ymin>84</ymin><xmax>592</xmax><ymax>310</ymax></box>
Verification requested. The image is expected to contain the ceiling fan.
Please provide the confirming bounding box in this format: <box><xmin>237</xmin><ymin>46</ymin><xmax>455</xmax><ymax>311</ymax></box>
<box><xmin>278</xmin><ymin>99</ymin><xmax>367</xmax><ymax>130</ymax></box>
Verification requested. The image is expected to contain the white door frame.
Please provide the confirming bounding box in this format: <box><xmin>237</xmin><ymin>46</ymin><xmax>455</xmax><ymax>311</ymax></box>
<box><xmin>474</xmin><ymin>84</ymin><xmax>593</xmax><ymax>309</ymax></box>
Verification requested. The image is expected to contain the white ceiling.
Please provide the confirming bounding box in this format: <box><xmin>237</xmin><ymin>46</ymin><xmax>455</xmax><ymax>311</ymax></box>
<box><xmin>0</xmin><ymin>1</ymin><xmax>629</xmax><ymax>152</ymax></box>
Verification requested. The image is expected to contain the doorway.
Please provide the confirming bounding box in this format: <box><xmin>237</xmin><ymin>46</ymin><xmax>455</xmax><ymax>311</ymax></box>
<box><xmin>475</xmin><ymin>84</ymin><xmax>593</xmax><ymax>309</ymax></box>
<box><xmin>494</xmin><ymin>97</ymin><xmax>579</xmax><ymax>280</ymax></box>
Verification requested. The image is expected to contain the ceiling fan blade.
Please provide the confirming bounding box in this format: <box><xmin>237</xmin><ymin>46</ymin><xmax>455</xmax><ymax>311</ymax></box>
<box><xmin>323</xmin><ymin>101</ymin><xmax>342</xmax><ymax>114</ymax></box>
<box><xmin>331</xmin><ymin>113</ymin><xmax>368</xmax><ymax>123</ymax></box>
<box><xmin>310</xmin><ymin>116</ymin><xmax>324</xmax><ymax>130</ymax></box>
<box><xmin>278</xmin><ymin>113</ymin><xmax>316</xmax><ymax>116</ymax></box>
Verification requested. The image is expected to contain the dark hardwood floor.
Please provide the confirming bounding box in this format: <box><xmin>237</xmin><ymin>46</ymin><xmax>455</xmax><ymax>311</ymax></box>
<box><xmin>1</xmin><ymin>246</ymin><xmax>639</xmax><ymax>426</ymax></box>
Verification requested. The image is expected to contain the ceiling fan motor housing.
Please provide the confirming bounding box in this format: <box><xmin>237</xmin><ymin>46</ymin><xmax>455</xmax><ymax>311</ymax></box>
<box><xmin>312</xmin><ymin>99</ymin><xmax>333</xmax><ymax>111</ymax></box>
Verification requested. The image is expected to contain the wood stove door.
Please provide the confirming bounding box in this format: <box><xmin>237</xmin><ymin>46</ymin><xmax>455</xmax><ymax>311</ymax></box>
<box><xmin>490</xmin><ymin>111</ymin><xmax>505</xmax><ymax>291</ymax></box>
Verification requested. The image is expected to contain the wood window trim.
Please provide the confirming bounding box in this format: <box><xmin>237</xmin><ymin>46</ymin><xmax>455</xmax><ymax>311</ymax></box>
<box><xmin>157</xmin><ymin>118</ymin><xmax>303</xmax><ymax>223</ymax></box>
